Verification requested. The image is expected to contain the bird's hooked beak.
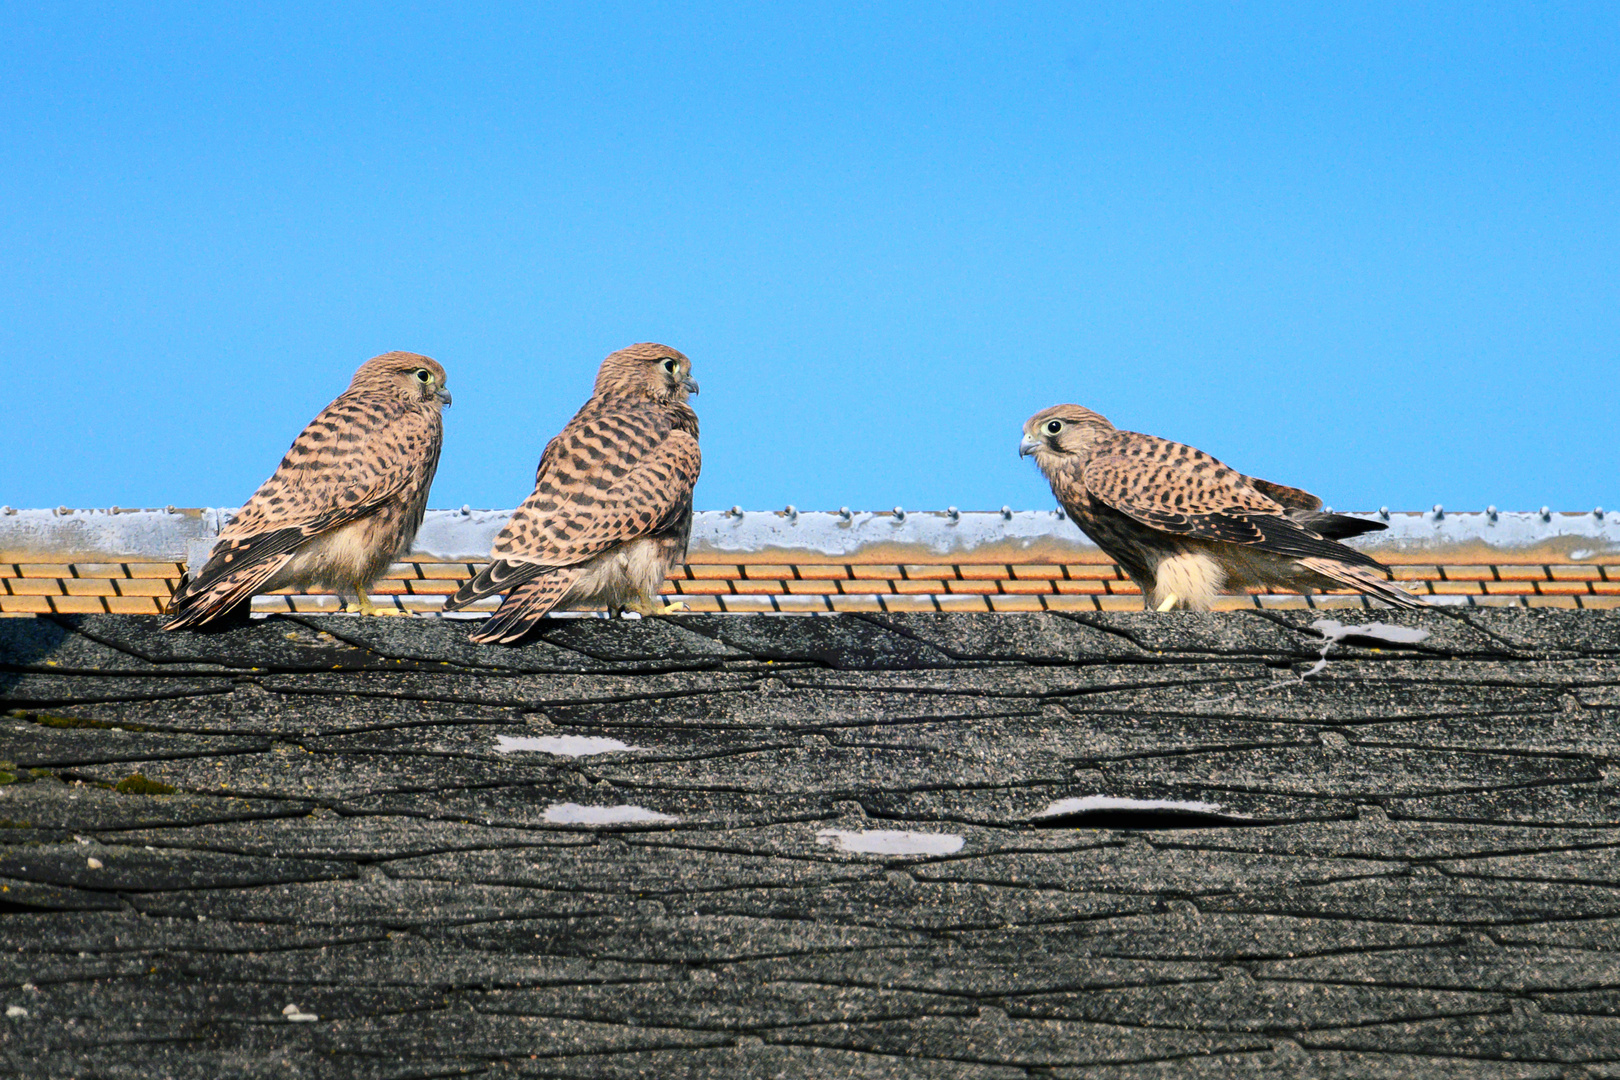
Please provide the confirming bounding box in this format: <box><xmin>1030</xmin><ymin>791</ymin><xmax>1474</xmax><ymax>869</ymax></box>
<box><xmin>682</xmin><ymin>376</ymin><xmax>699</xmax><ymax>395</ymax></box>
<box><xmin>1019</xmin><ymin>434</ymin><xmax>1041</xmax><ymax>458</ymax></box>
<box><xmin>436</xmin><ymin>387</ymin><xmax>453</xmax><ymax>407</ymax></box>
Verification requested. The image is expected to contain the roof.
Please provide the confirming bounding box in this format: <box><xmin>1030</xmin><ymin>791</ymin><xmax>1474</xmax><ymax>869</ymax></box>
<box><xmin>2</xmin><ymin>507</ymin><xmax>1619</xmax><ymax>616</ymax></box>
<box><xmin>3</xmin><ymin>608</ymin><xmax>1619</xmax><ymax>1074</ymax></box>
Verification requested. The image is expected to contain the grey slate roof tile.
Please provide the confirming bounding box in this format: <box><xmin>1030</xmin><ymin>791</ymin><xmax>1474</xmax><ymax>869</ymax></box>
<box><xmin>4</xmin><ymin>610</ymin><xmax>1620</xmax><ymax>1075</ymax></box>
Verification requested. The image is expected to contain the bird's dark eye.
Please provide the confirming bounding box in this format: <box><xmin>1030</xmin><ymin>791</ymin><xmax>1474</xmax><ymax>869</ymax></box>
<box><xmin>415</xmin><ymin>370</ymin><xmax>431</xmax><ymax>383</ymax></box>
<box><xmin>1046</xmin><ymin>420</ymin><xmax>1062</xmax><ymax>435</ymax></box>
<box><xmin>662</xmin><ymin>358</ymin><xmax>678</xmax><ymax>373</ymax></box>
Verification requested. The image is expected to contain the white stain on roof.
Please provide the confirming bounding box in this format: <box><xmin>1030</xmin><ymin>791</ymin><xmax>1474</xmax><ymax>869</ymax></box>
<box><xmin>1034</xmin><ymin>795</ymin><xmax>1223</xmax><ymax>818</ymax></box>
<box><xmin>1304</xmin><ymin>619</ymin><xmax>1433</xmax><ymax>678</ymax></box>
<box><xmin>816</xmin><ymin>829</ymin><xmax>965</xmax><ymax>856</ymax></box>
<box><xmin>542</xmin><ymin>803</ymin><xmax>676</xmax><ymax>826</ymax></box>
<box><xmin>1310</xmin><ymin>619</ymin><xmax>1433</xmax><ymax>647</ymax></box>
<box><xmin>496</xmin><ymin>735</ymin><xmax>638</xmax><ymax>756</ymax></box>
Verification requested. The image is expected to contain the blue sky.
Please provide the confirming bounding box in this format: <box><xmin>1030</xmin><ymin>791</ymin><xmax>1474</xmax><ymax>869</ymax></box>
<box><xmin>1</xmin><ymin>3</ymin><xmax>1615</xmax><ymax>513</ymax></box>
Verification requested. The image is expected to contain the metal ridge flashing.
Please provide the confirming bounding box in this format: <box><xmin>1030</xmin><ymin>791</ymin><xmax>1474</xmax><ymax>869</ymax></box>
<box><xmin>1</xmin><ymin>506</ymin><xmax>1617</xmax><ymax>563</ymax></box>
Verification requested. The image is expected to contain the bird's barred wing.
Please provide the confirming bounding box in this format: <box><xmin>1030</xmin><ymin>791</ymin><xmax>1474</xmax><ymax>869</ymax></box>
<box><xmin>446</xmin><ymin>403</ymin><xmax>700</xmax><ymax>608</ymax></box>
<box><xmin>223</xmin><ymin>395</ymin><xmax>439</xmax><ymax>544</ymax></box>
<box><xmin>1244</xmin><ymin>476</ymin><xmax>1321</xmax><ymax>511</ymax></box>
<box><xmin>1081</xmin><ymin>431</ymin><xmax>1385</xmax><ymax>571</ymax></box>
<box><xmin>167</xmin><ymin>396</ymin><xmax>440</xmax><ymax>623</ymax></box>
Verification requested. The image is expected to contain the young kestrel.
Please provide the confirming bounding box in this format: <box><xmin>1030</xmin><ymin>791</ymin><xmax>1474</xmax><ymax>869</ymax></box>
<box><xmin>164</xmin><ymin>351</ymin><xmax>451</xmax><ymax>629</ymax></box>
<box><xmin>444</xmin><ymin>343</ymin><xmax>701</xmax><ymax>644</ymax></box>
<box><xmin>1020</xmin><ymin>405</ymin><xmax>1425</xmax><ymax>611</ymax></box>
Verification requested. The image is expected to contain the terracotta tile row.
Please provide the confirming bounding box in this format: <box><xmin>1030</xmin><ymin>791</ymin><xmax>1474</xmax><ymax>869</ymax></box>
<box><xmin>4</xmin><ymin>559</ymin><xmax>1620</xmax><ymax>617</ymax></box>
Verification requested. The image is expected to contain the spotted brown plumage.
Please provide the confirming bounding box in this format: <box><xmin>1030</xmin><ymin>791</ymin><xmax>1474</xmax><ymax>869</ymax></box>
<box><xmin>1020</xmin><ymin>404</ymin><xmax>1425</xmax><ymax>611</ymax></box>
<box><xmin>444</xmin><ymin>343</ymin><xmax>701</xmax><ymax>644</ymax></box>
<box><xmin>164</xmin><ymin>352</ymin><xmax>451</xmax><ymax>629</ymax></box>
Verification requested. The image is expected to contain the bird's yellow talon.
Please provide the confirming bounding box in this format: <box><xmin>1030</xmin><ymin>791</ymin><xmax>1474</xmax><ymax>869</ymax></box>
<box><xmin>346</xmin><ymin>592</ymin><xmax>410</xmax><ymax>617</ymax></box>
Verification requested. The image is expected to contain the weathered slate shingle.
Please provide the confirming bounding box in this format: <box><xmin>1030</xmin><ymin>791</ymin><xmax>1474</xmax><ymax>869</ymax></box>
<box><xmin>3</xmin><ymin>609</ymin><xmax>1620</xmax><ymax>1077</ymax></box>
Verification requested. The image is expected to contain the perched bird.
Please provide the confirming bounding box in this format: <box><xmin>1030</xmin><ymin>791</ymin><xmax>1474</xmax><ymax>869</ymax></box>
<box><xmin>164</xmin><ymin>352</ymin><xmax>451</xmax><ymax>629</ymax></box>
<box><xmin>444</xmin><ymin>343</ymin><xmax>701</xmax><ymax>644</ymax></box>
<box><xmin>1020</xmin><ymin>405</ymin><xmax>1424</xmax><ymax>611</ymax></box>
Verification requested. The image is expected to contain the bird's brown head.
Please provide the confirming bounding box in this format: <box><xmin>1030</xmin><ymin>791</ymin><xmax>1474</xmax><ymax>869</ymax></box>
<box><xmin>351</xmin><ymin>352</ymin><xmax>452</xmax><ymax>410</ymax></box>
<box><xmin>593</xmin><ymin>343</ymin><xmax>698</xmax><ymax>404</ymax></box>
<box><xmin>1020</xmin><ymin>405</ymin><xmax>1115</xmax><ymax>469</ymax></box>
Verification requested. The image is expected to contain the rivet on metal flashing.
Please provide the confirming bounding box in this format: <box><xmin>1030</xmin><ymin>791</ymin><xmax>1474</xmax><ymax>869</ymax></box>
<box><xmin>784</xmin><ymin>505</ymin><xmax>798</xmax><ymax>520</ymax></box>
<box><xmin>165</xmin><ymin>505</ymin><xmax>176</xmax><ymax>514</ymax></box>
<box><xmin>461</xmin><ymin>505</ymin><xmax>471</xmax><ymax>516</ymax></box>
<box><xmin>729</xmin><ymin>506</ymin><xmax>743</xmax><ymax>518</ymax></box>
<box><xmin>1</xmin><ymin>506</ymin><xmax>12</xmax><ymax>516</ymax></box>
<box><xmin>1001</xmin><ymin>506</ymin><xmax>1012</xmax><ymax>519</ymax></box>
<box><xmin>892</xmin><ymin>507</ymin><xmax>906</xmax><ymax>522</ymax></box>
<box><xmin>1487</xmin><ymin>506</ymin><xmax>1498</xmax><ymax>522</ymax></box>
<box><xmin>1054</xmin><ymin>507</ymin><xmax>1065</xmax><ymax>518</ymax></box>
<box><xmin>1432</xmin><ymin>504</ymin><xmax>1443</xmax><ymax>519</ymax></box>
<box><xmin>1323</xmin><ymin>506</ymin><xmax>1332</xmax><ymax>514</ymax></box>
<box><xmin>57</xmin><ymin>506</ymin><xmax>71</xmax><ymax>516</ymax></box>
<box><xmin>1541</xmin><ymin>506</ymin><xmax>1552</xmax><ymax>521</ymax></box>
<box><xmin>838</xmin><ymin>507</ymin><xmax>851</xmax><ymax>521</ymax></box>
<box><xmin>946</xmin><ymin>507</ymin><xmax>959</xmax><ymax>520</ymax></box>
<box><xmin>1379</xmin><ymin>507</ymin><xmax>1389</xmax><ymax>520</ymax></box>
<box><xmin>1597</xmin><ymin>507</ymin><xmax>1606</xmax><ymax>518</ymax></box>
<box><xmin>110</xmin><ymin>505</ymin><xmax>119</xmax><ymax>513</ymax></box>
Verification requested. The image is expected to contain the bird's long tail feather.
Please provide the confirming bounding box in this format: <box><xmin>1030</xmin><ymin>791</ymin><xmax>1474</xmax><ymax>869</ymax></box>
<box><xmin>1296</xmin><ymin>557</ymin><xmax>1428</xmax><ymax>610</ymax></box>
<box><xmin>467</xmin><ymin>569</ymin><xmax>581</xmax><ymax>645</ymax></box>
<box><xmin>164</xmin><ymin>553</ymin><xmax>295</xmax><ymax>630</ymax></box>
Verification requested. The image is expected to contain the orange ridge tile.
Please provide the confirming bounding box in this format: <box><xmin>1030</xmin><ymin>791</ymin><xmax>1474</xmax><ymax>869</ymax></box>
<box><xmin>677</xmin><ymin>580</ymin><xmax>735</xmax><ymax>595</ymax></box>
<box><xmin>7</xmin><ymin>579</ymin><xmax>64</xmax><ymax>596</ymax></box>
<box><xmin>63</xmin><ymin>579</ymin><xmax>119</xmax><ymax>597</ymax></box>
<box><xmin>784</xmin><ymin>580</ymin><xmax>843</xmax><ymax>595</ymax></box>
<box><xmin>17</xmin><ymin>564</ymin><xmax>74</xmax><ymax>578</ymax></box>
<box><xmin>1042</xmin><ymin>596</ymin><xmax>1100</xmax><ymax>612</ymax></box>
<box><xmin>1537</xmin><ymin>582</ymin><xmax>1593</xmax><ymax>596</ymax></box>
<box><xmin>685</xmin><ymin>564</ymin><xmax>741</xmax><ymax>580</ymax></box>
<box><xmin>106</xmin><ymin>596</ymin><xmax>163</xmax><ymax>614</ymax></box>
<box><xmin>795</xmin><ymin>565</ymin><xmax>850</xmax><ymax>580</ymax></box>
<box><xmin>124</xmin><ymin>562</ymin><xmax>184</xmax><ymax>578</ymax></box>
<box><xmin>51</xmin><ymin>597</ymin><xmax>107</xmax><ymax>614</ymax></box>
<box><xmin>116</xmin><ymin>580</ymin><xmax>174</xmax><ymax>598</ymax></box>
<box><xmin>71</xmin><ymin>563</ymin><xmax>129</xmax><ymax>578</ymax></box>
<box><xmin>1066</xmin><ymin>565</ymin><xmax>1123</xmax><ymax>580</ymax></box>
